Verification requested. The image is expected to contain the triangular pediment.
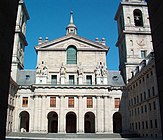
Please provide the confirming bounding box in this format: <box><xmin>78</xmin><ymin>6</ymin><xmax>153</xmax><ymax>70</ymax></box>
<box><xmin>35</xmin><ymin>34</ymin><xmax>109</xmax><ymax>52</ymax></box>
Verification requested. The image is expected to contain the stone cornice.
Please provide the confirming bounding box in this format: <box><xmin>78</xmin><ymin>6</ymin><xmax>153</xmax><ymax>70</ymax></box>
<box><xmin>35</xmin><ymin>34</ymin><xmax>109</xmax><ymax>52</ymax></box>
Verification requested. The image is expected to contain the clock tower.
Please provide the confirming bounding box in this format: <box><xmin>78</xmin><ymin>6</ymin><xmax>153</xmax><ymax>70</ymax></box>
<box><xmin>115</xmin><ymin>0</ymin><xmax>153</xmax><ymax>83</ymax></box>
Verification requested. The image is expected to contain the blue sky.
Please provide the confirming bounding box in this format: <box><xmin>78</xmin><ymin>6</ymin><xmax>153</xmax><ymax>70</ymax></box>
<box><xmin>24</xmin><ymin>0</ymin><xmax>121</xmax><ymax>70</ymax></box>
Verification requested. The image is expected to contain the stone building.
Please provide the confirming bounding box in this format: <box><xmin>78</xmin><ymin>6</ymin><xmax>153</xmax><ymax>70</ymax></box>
<box><xmin>6</xmin><ymin>78</ymin><xmax>18</xmax><ymax>132</ymax></box>
<box><xmin>115</xmin><ymin>0</ymin><xmax>153</xmax><ymax>83</ymax></box>
<box><xmin>12</xmin><ymin>11</ymin><xmax>125</xmax><ymax>133</ymax></box>
<box><xmin>115</xmin><ymin>0</ymin><xmax>162</xmax><ymax>138</ymax></box>
<box><xmin>126</xmin><ymin>52</ymin><xmax>162</xmax><ymax>138</ymax></box>
<box><xmin>6</xmin><ymin>0</ymin><xmax>29</xmax><ymax>133</ymax></box>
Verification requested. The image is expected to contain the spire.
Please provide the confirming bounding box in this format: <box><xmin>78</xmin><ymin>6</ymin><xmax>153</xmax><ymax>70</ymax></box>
<box><xmin>66</xmin><ymin>11</ymin><xmax>77</xmax><ymax>35</ymax></box>
<box><xmin>70</xmin><ymin>11</ymin><xmax>73</xmax><ymax>24</ymax></box>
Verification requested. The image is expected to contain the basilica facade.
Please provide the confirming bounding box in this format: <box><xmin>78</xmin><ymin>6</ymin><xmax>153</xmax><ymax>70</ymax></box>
<box><xmin>11</xmin><ymin>4</ymin><xmax>124</xmax><ymax>134</ymax></box>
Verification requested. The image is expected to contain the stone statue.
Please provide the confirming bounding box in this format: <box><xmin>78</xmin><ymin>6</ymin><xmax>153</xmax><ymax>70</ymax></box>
<box><xmin>77</xmin><ymin>63</ymin><xmax>83</xmax><ymax>75</ymax></box>
<box><xmin>60</xmin><ymin>63</ymin><xmax>66</xmax><ymax>75</ymax></box>
<box><xmin>36</xmin><ymin>61</ymin><xmax>48</xmax><ymax>76</ymax></box>
<box><xmin>95</xmin><ymin>62</ymin><xmax>107</xmax><ymax>77</ymax></box>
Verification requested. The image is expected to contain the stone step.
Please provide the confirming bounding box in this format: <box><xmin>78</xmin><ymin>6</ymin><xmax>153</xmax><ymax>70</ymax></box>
<box><xmin>7</xmin><ymin>132</ymin><xmax>123</xmax><ymax>138</ymax></box>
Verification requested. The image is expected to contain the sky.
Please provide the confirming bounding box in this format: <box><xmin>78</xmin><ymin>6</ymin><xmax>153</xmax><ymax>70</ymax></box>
<box><xmin>24</xmin><ymin>0</ymin><xmax>121</xmax><ymax>70</ymax></box>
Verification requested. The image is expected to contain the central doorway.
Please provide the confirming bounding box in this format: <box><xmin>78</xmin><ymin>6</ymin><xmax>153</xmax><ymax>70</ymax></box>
<box><xmin>84</xmin><ymin>112</ymin><xmax>95</xmax><ymax>133</ymax></box>
<box><xmin>113</xmin><ymin>112</ymin><xmax>122</xmax><ymax>133</ymax></box>
<box><xmin>19</xmin><ymin>111</ymin><xmax>30</xmax><ymax>132</ymax></box>
<box><xmin>66</xmin><ymin>112</ymin><xmax>76</xmax><ymax>133</ymax></box>
<box><xmin>47</xmin><ymin>111</ymin><xmax>58</xmax><ymax>133</ymax></box>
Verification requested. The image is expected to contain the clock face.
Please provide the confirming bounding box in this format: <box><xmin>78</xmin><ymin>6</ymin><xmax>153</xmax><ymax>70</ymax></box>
<box><xmin>136</xmin><ymin>39</ymin><xmax>145</xmax><ymax>46</ymax></box>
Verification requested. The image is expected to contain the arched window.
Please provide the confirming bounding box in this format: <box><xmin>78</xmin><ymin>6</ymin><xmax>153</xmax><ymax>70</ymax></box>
<box><xmin>133</xmin><ymin>9</ymin><xmax>143</xmax><ymax>27</ymax></box>
<box><xmin>67</xmin><ymin>46</ymin><xmax>77</xmax><ymax>64</ymax></box>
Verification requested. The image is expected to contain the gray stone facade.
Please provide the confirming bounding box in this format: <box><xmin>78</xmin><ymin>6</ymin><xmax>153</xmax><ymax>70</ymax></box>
<box><xmin>11</xmin><ymin>9</ymin><xmax>125</xmax><ymax>134</ymax></box>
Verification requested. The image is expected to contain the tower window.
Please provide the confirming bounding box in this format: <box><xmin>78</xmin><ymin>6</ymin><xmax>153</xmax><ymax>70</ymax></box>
<box><xmin>67</xmin><ymin>46</ymin><xmax>77</xmax><ymax>64</ymax></box>
<box><xmin>141</xmin><ymin>50</ymin><xmax>147</xmax><ymax>58</ymax></box>
<box><xmin>134</xmin><ymin>9</ymin><xmax>143</xmax><ymax>27</ymax></box>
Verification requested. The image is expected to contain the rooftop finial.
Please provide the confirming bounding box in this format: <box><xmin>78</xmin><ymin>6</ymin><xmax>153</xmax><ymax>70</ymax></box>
<box><xmin>66</xmin><ymin>11</ymin><xmax>77</xmax><ymax>35</ymax></box>
<box><xmin>70</xmin><ymin>11</ymin><xmax>73</xmax><ymax>24</ymax></box>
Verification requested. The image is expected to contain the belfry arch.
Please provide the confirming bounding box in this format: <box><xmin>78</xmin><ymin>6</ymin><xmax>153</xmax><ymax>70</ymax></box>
<box><xmin>19</xmin><ymin>111</ymin><xmax>30</xmax><ymax>132</ymax></box>
<box><xmin>84</xmin><ymin>112</ymin><xmax>95</xmax><ymax>133</ymax></box>
<box><xmin>113</xmin><ymin>112</ymin><xmax>122</xmax><ymax>133</ymax></box>
<box><xmin>66</xmin><ymin>112</ymin><xmax>77</xmax><ymax>133</ymax></box>
<box><xmin>47</xmin><ymin>111</ymin><xmax>58</xmax><ymax>133</ymax></box>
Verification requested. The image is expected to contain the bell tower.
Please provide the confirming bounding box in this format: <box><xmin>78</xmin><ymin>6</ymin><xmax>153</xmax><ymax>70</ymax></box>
<box><xmin>115</xmin><ymin>0</ymin><xmax>153</xmax><ymax>83</ymax></box>
<box><xmin>11</xmin><ymin>0</ymin><xmax>29</xmax><ymax>81</ymax></box>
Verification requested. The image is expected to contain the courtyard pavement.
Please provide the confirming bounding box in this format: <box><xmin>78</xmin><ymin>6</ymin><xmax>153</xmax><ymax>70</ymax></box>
<box><xmin>6</xmin><ymin>133</ymin><xmax>162</xmax><ymax>140</ymax></box>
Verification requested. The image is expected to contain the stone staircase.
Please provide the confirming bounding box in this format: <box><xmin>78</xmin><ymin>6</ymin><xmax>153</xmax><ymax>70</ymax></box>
<box><xmin>7</xmin><ymin>132</ymin><xmax>123</xmax><ymax>139</ymax></box>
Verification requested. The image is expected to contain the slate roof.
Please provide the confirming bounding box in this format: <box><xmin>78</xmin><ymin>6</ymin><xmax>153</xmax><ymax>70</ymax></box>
<box><xmin>107</xmin><ymin>71</ymin><xmax>125</xmax><ymax>87</ymax></box>
<box><xmin>17</xmin><ymin>70</ymin><xmax>36</xmax><ymax>85</ymax></box>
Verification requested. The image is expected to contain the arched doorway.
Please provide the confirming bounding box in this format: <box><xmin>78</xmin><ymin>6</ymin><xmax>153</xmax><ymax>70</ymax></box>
<box><xmin>84</xmin><ymin>112</ymin><xmax>95</xmax><ymax>133</ymax></box>
<box><xmin>113</xmin><ymin>112</ymin><xmax>122</xmax><ymax>133</ymax></box>
<box><xmin>47</xmin><ymin>111</ymin><xmax>58</xmax><ymax>133</ymax></box>
<box><xmin>66</xmin><ymin>112</ymin><xmax>76</xmax><ymax>133</ymax></box>
<box><xmin>19</xmin><ymin>111</ymin><xmax>30</xmax><ymax>132</ymax></box>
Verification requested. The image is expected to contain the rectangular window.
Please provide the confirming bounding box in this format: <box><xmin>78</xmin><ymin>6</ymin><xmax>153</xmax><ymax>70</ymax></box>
<box><xmin>22</xmin><ymin>97</ymin><xmax>28</xmax><ymax>107</ymax></box>
<box><xmin>142</xmin><ymin>121</ymin><xmax>144</xmax><ymax>129</ymax></box>
<box><xmin>153</xmin><ymin>101</ymin><xmax>156</xmax><ymax>110</ymax></box>
<box><xmin>87</xmin><ymin>96</ymin><xmax>93</xmax><ymax>108</ymax></box>
<box><xmin>115</xmin><ymin>98</ymin><xmax>120</xmax><ymax>108</ymax></box>
<box><xmin>68</xmin><ymin>97</ymin><xmax>74</xmax><ymax>108</ymax></box>
<box><xmin>137</xmin><ymin>107</ymin><xmax>140</xmax><ymax>114</ymax></box>
<box><xmin>149</xmin><ymin>103</ymin><xmax>152</xmax><ymax>111</ymax></box>
<box><xmin>144</xmin><ymin>92</ymin><xmax>146</xmax><ymax>100</ymax></box>
<box><xmin>137</xmin><ymin>96</ymin><xmax>139</xmax><ymax>103</ymax></box>
<box><xmin>51</xmin><ymin>75</ymin><xmax>57</xmax><ymax>85</ymax></box>
<box><xmin>140</xmin><ymin>93</ymin><xmax>143</xmax><ymax>102</ymax></box>
<box><xmin>50</xmin><ymin>97</ymin><xmax>56</xmax><ymax>107</ymax></box>
<box><xmin>86</xmin><ymin>75</ymin><xmax>92</xmax><ymax>85</ymax></box>
<box><xmin>25</xmin><ymin>75</ymin><xmax>30</xmax><ymax>80</ymax></box>
<box><xmin>155</xmin><ymin>119</ymin><xmax>158</xmax><ymax>128</ymax></box>
<box><xmin>152</xmin><ymin>86</ymin><xmax>155</xmax><ymax>96</ymax></box>
<box><xmin>141</xmin><ymin>50</ymin><xmax>147</xmax><ymax>58</ymax></box>
<box><xmin>145</xmin><ymin>105</ymin><xmax>147</xmax><ymax>112</ymax></box>
<box><xmin>150</xmin><ymin>120</ymin><xmax>153</xmax><ymax>128</ymax></box>
<box><xmin>141</xmin><ymin>106</ymin><xmax>143</xmax><ymax>114</ymax></box>
<box><xmin>148</xmin><ymin>89</ymin><xmax>151</xmax><ymax>98</ymax></box>
<box><xmin>69</xmin><ymin>75</ymin><xmax>74</xmax><ymax>85</ymax></box>
<box><xmin>146</xmin><ymin>121</ymin><xmax>148</xmax><ymax>129</ymax></box>
<box><xmin>138</xmin><ymin>122</ymin><xmax>140</xmax><ymax>129</ymax></box>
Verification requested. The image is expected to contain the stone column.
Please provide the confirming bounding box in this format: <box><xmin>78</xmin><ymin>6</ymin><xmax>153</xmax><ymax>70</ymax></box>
<box><xmin>41</xmin><ymin>95</ymin><xmax>47</xmax><ymax>133</ymax></box>
<box><xmin>29</xmin><ymin>96</ymin><xmax>34</xmax><ymax>132</ymax></box>
<box><xmin>59</xmin><ymin>95</ymin><xmax>65</xmax><ymax>133</ymax></box>
<box><xmin>96</xmin><ymin>96</ymin><xmax>104</xmax><ymax>133</ymax></box>
<box><xmin>33</xmin><ymin>95</ymin><xmax>39</xmax><ymax>132</ymax></box>
<box><xmin>104</xmin><ymin>96</ymin><xmax>109</xmax><ymax>133</ymax></box>
<box><xmin>13</xmin><ymin>95</ymin><xmax>20</xmax><ymax>132</ymax></box>
<box><xmin>78</xmin><ymin>96</ymin><xmax>84</xmax><ymax>133</ymax></box>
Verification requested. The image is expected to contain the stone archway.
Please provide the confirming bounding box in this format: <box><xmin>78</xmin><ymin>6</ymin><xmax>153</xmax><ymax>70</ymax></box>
<box><xmin>47</xmin><ymin>111</ymin><xmax>58</xmax><ymax>133</ymax></box>
<box><xmin>19</xmin><ymin>111</ymin><xmax>30</xmax><ymax>132</ymax></box>
<box><xmin>84</xmin><ymin>112</ymin><xmax>95</xmax><ymax>133</ymax></box>
<box><xmin>113</xmin><ymin>112</ymin><xmax>122</xmax><ymax>133</ymax></box>
<box><xmin>66</xmin><ymin>112</ymin><xmax>76</xmax><ymax>133</ymax></box>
